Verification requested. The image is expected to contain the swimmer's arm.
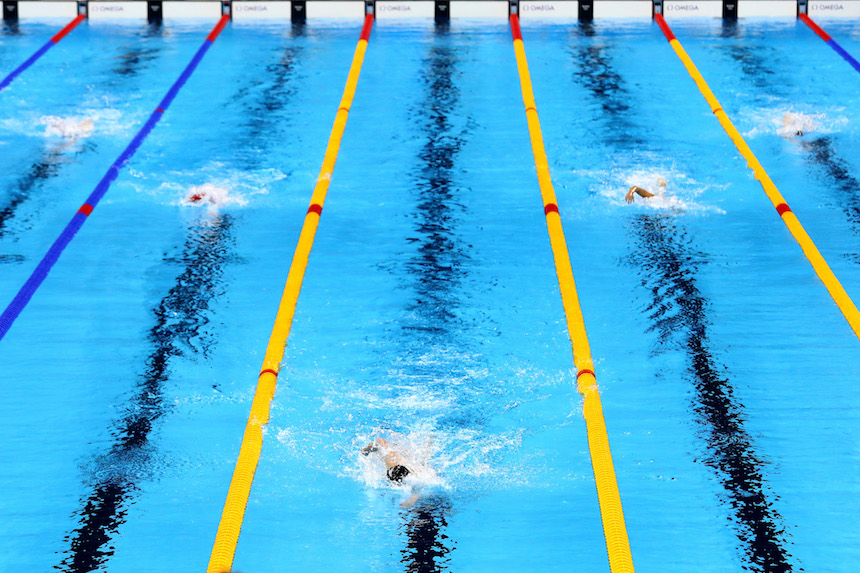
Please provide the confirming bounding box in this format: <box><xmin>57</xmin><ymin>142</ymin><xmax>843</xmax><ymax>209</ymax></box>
<box><xmin>625</xmin><ymin>186</ymin><xmax>655</xmax><ymax>204</ymax></box>
<box><xmin>400</xmin><ymin>493</ymin><xmax>420</xmax><ymax>509</ymax></box>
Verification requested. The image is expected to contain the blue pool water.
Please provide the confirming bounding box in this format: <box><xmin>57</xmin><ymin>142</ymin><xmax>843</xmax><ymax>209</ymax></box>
<box><xmin>1</xmin><ymin>15</ymin><xmax>859</xmax><ymax>572</ymax></box>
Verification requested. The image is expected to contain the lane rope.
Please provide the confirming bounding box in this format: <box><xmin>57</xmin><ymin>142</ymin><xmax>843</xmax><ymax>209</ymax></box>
<box><xmin>799</xmin><ymin>14</ymin><xmax>860</xmax><ymax>74</ymax></box>
<box><xmin>655</xmin><ymin>14</ymin><xmax>860</xmax><ymax>339</ymax></box>
<box><xmin>206</xmin><ymin>14</ymin><xmax>375</xmax><ymax>573</ymax></box>
<box><xmin>0</xmin><ymin>15</ymin><xmax>231</xmax><ymax>342</ymax></box>
<box><xmin>0</xmin><ymin>14</ymin><xmax>87</xmax><ymax>92</ymax></box>
<box><xmin>509</xmin><ymin>14</ymin><xmax>636</xmax><ymax>573</ymax></box>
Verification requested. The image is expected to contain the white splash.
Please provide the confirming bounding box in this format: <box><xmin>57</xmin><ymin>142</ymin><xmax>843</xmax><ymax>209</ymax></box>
<box><xmin>598</xmin><ymin>168</ymin><xmax>726</xmax><ymax>215</ymax></box>
<box><xmin>180</xmin><ymin>183</ymin><xmax>248</xmax><ymax>209</ymax></box>
<box><xmin>41</xmin><ymin>115</ymin><xmax>95</xmax><ymax>139</ymax></box>
<box><xmin>777</xmin><ymin>111</ymin><xmax>818</xmax><ymax>138</ymax></box>
<box><xmin>741</xmin><ymin>107</ymin><xmax>844</xmax><ymax>139</ymax></box>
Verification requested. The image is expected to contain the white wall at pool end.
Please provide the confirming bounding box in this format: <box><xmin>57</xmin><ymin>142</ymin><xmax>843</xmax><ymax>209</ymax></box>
<box><xmin>376</xmin><ymin>1</ymin><xmax>435</xmax><ymax>18</ymax></box>
<box><xmin>738</xmin><ymin>0</ymin><xmax>795</xmax><ymax>16</ymax></box>
<box><xmin>808</xmin><ymin>0</ymin><xmax>860</xmax><ymax>17</ymax></box>
<box><xmin>663</xmin><ymin>1</ymin><xmax>722</xmax><ymax>18</ymax></box>
<box><xmin>449</xmin><ymin>1</ymin><xmax>509</xmax><ymax>18</ymax></box>
<box><xmin>306</xmin><ymin>1</ymin><xmax>365</xmax><ymax>17</ymax></box>
<box><xmin>593</xmin><ymin>0</ymin><xmax>652</xmax><ymax>18</ymax></box>
<box><xmin>232</xmin><ymin>1</ymin><xmax>293</xmax><ymax>19</ymax></box>
<box><xmin>520</xmin><ymin>1</ymin><xmax>579</xmax><ymax>19</ymax></box>
<box><xmin>162</xmin><ymin>1</ymin><xmax>222</xmax><ymax>18</ymax></box>
<box><xmin>88</xmin><ymin>2</ymin><xmax>148</xmax><ymax>19</ymax></box>
<box><xmin>18</xmin><ymin>1</ymin><xmax>78</xmax><ymax>18</ymax></box>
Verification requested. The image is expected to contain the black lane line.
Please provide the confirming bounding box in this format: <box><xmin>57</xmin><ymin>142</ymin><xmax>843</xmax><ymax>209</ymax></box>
<box><xmin>0</xmin><ymin>25</ymin><xmax>164</xmax><ymax>245</ymax></box>
<box><xmin>628</xmin><ymin>216</ymin><xmax>794</xmax><ymax>573</ymax></box>
<box><xmin>234</xmin><ymin>41</ymin><xmax>303</xmax><ymax>170</ymax></box>
<box><xmin>400</xmin><ymin>496</ymin><xmax>453</xmax><ymax>573</ymax></box>
<box><xmin>0</xmin><ymin>146</ymin><xmax>85</xmax><ymax>240</ymax></box>
<box><xmin>56</xmin><ymin>29</ymin><xmax>304</xmax><ymax>572</ymax></box>
<box><xmin>799</xmin><ymin>137</ymin><xmax>860</xmax><ymax>232</ymax></box>
<box><xmin>390</xmin><ymin>28</ymin><xmax>474</xmax><ymax>571</ymax></box>
<box><xmin>56</xmin><ymin>215</ymin><xmax>237</xmax><ymax>573</ymax></box>
<box><xmin>110</xmin><ymin>23</ymin><xmax>164</xmax><ymax>80</ymax></box>
<box><xmin>571</xmin><ymin>23</ymin><xmax>645</xmax><ymax>148</ymax></box>
<box><xmin>570</xmin><ymin>27</ymin><xmax>796</xmax><ymax>571</ymax></box>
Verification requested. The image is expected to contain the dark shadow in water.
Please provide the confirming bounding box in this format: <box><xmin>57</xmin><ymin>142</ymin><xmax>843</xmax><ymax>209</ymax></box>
<box><xmin>110</xmin><ymin>23</ymin><xmax>164</xmax><ymax>78</ymax></box>
<box><xmin>0</xmin><ymin>145</ymin><xmax>85</xmax><ymax>239</ymax></box>
<box><xmin>55</xmin><ymin>215</ymin><xmax>236</xmax><ymax>573</ymax></box>
<box><xmin>800</xmin><ymin>136</ymin><xmax>860</xmax><ymax>231</ymax></box>
<box><xmin>718</xmin><ymin>22</ymin><xmax>782</xmax><ymax>94</ymax></box>
<box><xmin>402</xmin><ymin>35</ymin><xmax>470</xmax><ymax>347</ymax></box>
<box><xmin>1</xmin><ymin>21</ymin><xmax>20</xmax><ymax>35</ymax></box>
<box><xmin>0</xmin><ymin>24</ymin><xmax>163</xmax><ymax>243</ymax></box>
<box><xmin>400</xmin><ymin>496</ymin><xmax>454</xmax><ymax>572</ymax></box>
<box><xmin>570</xmin><ymin>32</ymin><xmax>796</xmax><ymax>572</ymax></box>
<box><xmin>628</xmin><ymin>215</ymin><xmax>794</xmax><ymax>572</ymax></box>
<box><xmin>55</xmin><ymin>32</ymin><xmax>301</xmax><ymax>570</ymax></box>
<box><xmin>235</xmin><ymin>44</ymin><xmax>303</xmax><ymax>169</ymax></box>
<box><xmin>570</xmin><ymin>23</ymin><xmax>645</xmax><ymax>148</ymax></box>
<box><xmin>719</xmin><ymin>23</ymin><xmax>860</xmax><ymax>251</ymax></box>
<box><xmin>389</xmin><ymin>29</ymin><xmax>473</xmax><ymax>570</ymax></box>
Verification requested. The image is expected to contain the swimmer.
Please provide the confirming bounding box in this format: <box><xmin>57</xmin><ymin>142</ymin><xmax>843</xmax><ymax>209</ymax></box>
<box><xmin>43</xmin><ymin>116</ymin><xmax>94</xmax><ymax>140</ymax></box>
<box><xmin>625</xmin><ymin>177</ymin><xmax>666</xmax><ymax>204</ymax></box>
<box><xmin>782</xmin><ymin>112</ymin><xmax>803</xmax><ymax>137</ymax></box>
<box><xmin>361</xmin><ymin>437</ymin><xmax>420</xmax><ymax>508</ymax></box>
<box><xmin>42</xmin><ymin>116</ymin><xmax>95</xmax><ymax>153</ymax></box>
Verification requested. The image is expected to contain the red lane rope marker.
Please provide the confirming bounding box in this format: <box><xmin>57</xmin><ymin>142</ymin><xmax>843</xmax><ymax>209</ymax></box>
<box><xmin>799</xmin><ymin>14</ymin><xmax>860</xmax><ymax>75</ymax></box>
<box><xmin>360</xmin><ymin>15</ymin><xmax>373</xmax><ymax>41</ymax></box>
<box><xmin>655</xmin><ymin>13</ymin><xmax>860</xmax><ymax>338</ymax></box>
<box><xmin>77</xmin><ymin>204</ymin><xmax>94</xmax><ymax>217</ymax></box>
<box><xmin>207</xmin><ymin>16</ymin><xmax>230</xmax><ymax>42</ymax></box>
<box><xmin>0</xmin><ymin>15</ymin><xmax>232</xmax><ymax>342</ymax></box>
<box><xmin>799</xmin><ymin>14</ymin><xmax>831</xmax><ymax>41</ymax></box>
<box><xmin>307</xmin><ymin>204</ymin><xmax>323</xmax><ymax>216</ymax></box>
<box><xmin>259</xmin><ymin>369</ymin><xmax>279</xmax><ymax>378</ymax></box>
<box><xmin>50</xmin><ymin>14</ymin><xmax>86</xmax><ymax>43</ymax></box>
<box><xmin>544</xmin><ymin>203</ymin><xmax>559</xmax><ymax>215</ymax></box>
<box><xmin>577</xmin><ymin>369</ymin><xmax>596</xmax><ymax>380</ymax></box>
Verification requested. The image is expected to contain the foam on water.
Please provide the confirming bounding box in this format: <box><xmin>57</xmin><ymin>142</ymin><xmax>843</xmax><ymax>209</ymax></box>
<box><xmin>741</xmin><ymin>106</ymin><xmax>849</xmax><ymax>139</ymax></box>
<box><xmin>121</xmin><ymin>161</ymin><xmax>285</xmax><ymax>209</ymax></box>
<box><xmin>179</xmin><ymin>183</ymin><xmax>247</xmax><ymax>210</ymax></box>
<box><xmin>41</xmin><ymin>115</ymin><xmax>95</xmax><ymax>139</ymax></box>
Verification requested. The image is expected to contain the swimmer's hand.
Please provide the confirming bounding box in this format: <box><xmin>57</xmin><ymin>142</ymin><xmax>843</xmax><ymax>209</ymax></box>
<box><xmin>400</xmin><ymin>493</ymin><xmax>420</xmax><ymax>509</ymax></box>
<box><xmin>625</xmin><ymin>186</ymin><xmax>655</xmax><ymax>204</ymax></box>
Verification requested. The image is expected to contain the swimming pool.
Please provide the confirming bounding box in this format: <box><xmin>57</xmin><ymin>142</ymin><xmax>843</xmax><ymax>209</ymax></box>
<box><xmin>1</xmin><ymin>11</ymin><xmax>859</xmax><ymax>573</ymax></box>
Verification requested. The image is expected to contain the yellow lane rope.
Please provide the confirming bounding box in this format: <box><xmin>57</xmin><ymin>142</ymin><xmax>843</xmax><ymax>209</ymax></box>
<box><xmin>655</xmin><ymin>14</ymin><xmax>860</xmax><ymax>339</ymax></box>
<box><xmin>207</xmin><ymin>14</ymin><xmax>375</xmax><ymax>573</ymax></box>
<box><xmin>509</xmin><ymin>14</ymin><xmax>635</xmax><ymax>573</ymax></box>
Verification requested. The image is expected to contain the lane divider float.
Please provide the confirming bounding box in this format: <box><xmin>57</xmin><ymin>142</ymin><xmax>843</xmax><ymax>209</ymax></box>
<box><xmin>0</xmin><ymin>14</ymin><xmax>87</xmax><ymax>92</ymax></box>
<box><xmin>509</xmin><ymin>13</ymin><xmax>636</xmax><ymax>573</ymax></box>
<box><xmin>799</xmin><ymin>14</ymin><xmax>860</xmax><ymax>74</ymax></box>
<box><xmin>206</xmin><ymin>14</ymin><xmax>374</xmax><ymax>573</ymax></box>
<box><xmin>0</xmin><ymin>15</ymin><xmax>231</xmax><ymax>342</ymax></box>
<box><xmin>655</xmin><ymin>14</ymin><xmax>860</xmax><ymax>339</ymax></box>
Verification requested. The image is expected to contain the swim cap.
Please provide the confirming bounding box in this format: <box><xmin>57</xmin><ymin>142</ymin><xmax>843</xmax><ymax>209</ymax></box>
<box><xmin>387</xmin><ymin>465</ymin><xmax>410</xmax><ymax>483</ymax></box>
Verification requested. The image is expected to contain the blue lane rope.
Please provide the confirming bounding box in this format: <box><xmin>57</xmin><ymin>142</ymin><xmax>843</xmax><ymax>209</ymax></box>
<box><xmin>826</xmin><ymin>39</ymin><xmax>860</xmax><ymax>74</ymax></box>
<box><xmin>0</xmin><ymin>15</ymin><xmax>86</xmax><ymax>92</ymax></box>
<box><xmin>800</xmin><ymin>14</ymin><xmax>860</xmax><ymax>75</ymax></box>
<box><xmin>0</xmin><ymin>16</ymin><xmax>230</xmax><ymax>342</ymax></box>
